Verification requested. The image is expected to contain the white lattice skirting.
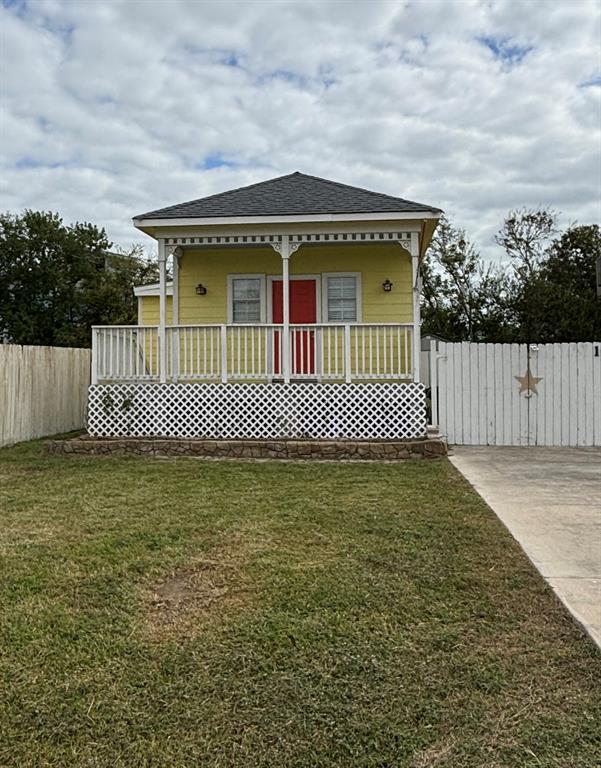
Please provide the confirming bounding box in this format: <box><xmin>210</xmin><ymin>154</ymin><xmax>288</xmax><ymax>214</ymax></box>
<box><xmin>87</xmin><ymin>383</ymin><xmax>426</xmax><ymax>441</ymax></box>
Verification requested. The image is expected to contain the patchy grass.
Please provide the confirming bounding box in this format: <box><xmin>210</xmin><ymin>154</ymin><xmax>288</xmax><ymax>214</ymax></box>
<box><xmin>0</xmin><ymin>440</ymin><xmax>599</xmax><ymax>768</ymax></box>
<box><xmin>146</xmin><ymin>533</ymin><xmax>258</xmax><ymax>643</ymax></box>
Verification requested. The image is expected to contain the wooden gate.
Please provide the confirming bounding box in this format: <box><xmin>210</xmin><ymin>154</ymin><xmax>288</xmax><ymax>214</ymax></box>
<box><xmin>431</xmin><ymin>342</ymin><xmax>601</xmax><ymax>446</ymax></box>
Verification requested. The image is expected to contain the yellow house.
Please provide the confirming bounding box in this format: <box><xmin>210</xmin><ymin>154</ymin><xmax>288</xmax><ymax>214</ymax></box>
<box><xmin>89</xmin><ymin>172</ymin><xmax>442</xmax><ymax>441</ymax></box>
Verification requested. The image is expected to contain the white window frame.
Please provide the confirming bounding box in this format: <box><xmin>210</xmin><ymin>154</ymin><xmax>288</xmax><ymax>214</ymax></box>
<box><xmin>321</xmin><ymin>272</ymin><xmax>362</xmax><ymax>323</ymax></box>
<box><xmin>227</xmin><ymin>274</ymin><xmax>267</xmax><ymax>324</ymax></box>
<box><xmin>266</xmin><ymin>274</ymin><xmax>321</xmax><ymax>324</ymax></box>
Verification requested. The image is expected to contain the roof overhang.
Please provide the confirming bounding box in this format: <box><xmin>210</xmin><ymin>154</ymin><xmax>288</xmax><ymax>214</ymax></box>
<box><xmin>133</xmin><ymin>281</ymin><xmax>173</xmax><ymax>297</ymax></box>
<box><xmin>133</xmin><ymin>210</ymin><xmax>442</xmax><ymax>232</ymax></box>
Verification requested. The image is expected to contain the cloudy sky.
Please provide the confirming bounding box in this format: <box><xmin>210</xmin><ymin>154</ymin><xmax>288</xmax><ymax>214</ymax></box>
<box><xmin>1</xmin><ymin>0</ymin><xmax>600</xmax><ymax>259</ymax></box>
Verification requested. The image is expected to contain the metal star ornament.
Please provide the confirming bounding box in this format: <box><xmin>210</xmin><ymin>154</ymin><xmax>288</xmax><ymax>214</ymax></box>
<box><xmin>515</xmin><ymin>365</ymin><xmax>543</xmax><ymax>396</ymax></box>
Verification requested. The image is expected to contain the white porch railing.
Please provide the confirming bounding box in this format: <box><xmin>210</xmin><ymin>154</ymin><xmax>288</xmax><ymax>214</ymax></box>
<box><xmin>91</xmin><ymin>324</ymin><xmax>414</xmax><ymax>384</ymax></box>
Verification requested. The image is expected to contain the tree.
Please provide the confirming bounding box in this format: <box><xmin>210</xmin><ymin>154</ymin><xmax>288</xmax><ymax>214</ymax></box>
<box><xmin>81</xmin><ymin>246</ymin><xmax>160</xmax><ymax>335</ymax></box>
<box><xmin>495</xmin><ymin>207</ymin><xmax>557</xmax><ymax>279</ymax></box>
<box><xmin>425</xmin><ymin>211</ymin><xmax>600</xmax><ymax>345</ymax></box>
<box><xmin>0</xmin><ymin>211</ymin><xmax>158</xmax><ymax>347</ymax></box>
<box><xmin>513</xmin><ymin>224</ymin><xmax>601</xmax><ymax>342</ymax></box>
<box><xmin>421</xmin><ymin>216</ymin><xmax>512</xmax><ymax>342</ymax></box>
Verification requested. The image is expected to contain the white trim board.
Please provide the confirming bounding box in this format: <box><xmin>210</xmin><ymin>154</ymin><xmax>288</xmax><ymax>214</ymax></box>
<box><xmin>156</xmin><ymin>231</ymin><xmax>415</xmax><ymax>247</ymax></box>
<box><xmin>134</xmin><ymin>211</ymin><xmax>441</xmax><ymax>229</ymax></box>
<box><xmin>133</xmin><ymin>281</ymin><xmax>173</xmax><ymax>297</ymax></box>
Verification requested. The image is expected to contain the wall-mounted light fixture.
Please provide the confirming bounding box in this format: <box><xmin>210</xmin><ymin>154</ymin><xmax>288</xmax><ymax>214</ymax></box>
<box><xmin>195</xmin><ymin>283</ymin><xmax>207</xmax><ymax>296</ymax></box>
<box><xmin>382</xmin><ymin>279</ymin><xmax>393</xmax><ymax>293</ymax></box>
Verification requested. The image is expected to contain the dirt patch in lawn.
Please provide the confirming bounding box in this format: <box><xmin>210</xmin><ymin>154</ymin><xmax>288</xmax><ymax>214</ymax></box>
<box><xmin>409</xmin><ymin>740</ymin><xmax>455</xmax><ymax>768</ymax></box>
<box><xmin>145</xmin><ymin>536</ymin><xmax>257</xmax><ymax>643</ymax></box>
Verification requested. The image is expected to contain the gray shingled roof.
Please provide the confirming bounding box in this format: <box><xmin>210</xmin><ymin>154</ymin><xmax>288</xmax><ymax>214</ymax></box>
<box><xmin>134</xmin><ymin>172</ymin><xmax>442</xmax><ymax>220</ymax></box>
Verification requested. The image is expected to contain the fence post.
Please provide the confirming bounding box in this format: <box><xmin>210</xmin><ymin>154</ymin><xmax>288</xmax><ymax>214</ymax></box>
<box><xmin>91</xmin><ymin>328</ymin><xmax>98</xmax><ymax>385</ymax></box>
<box><xmin>220</xmin><ymin>325</ymin><xmax>228</xmax><ymax>383</ymax></box>
<box><xmin>430</xmin><ymin>340</ymin><xmax>438</xmax><ymax>427</ymax></box>
<box><xmin>344</xmin><ymin>324</ymin><xmax>352</xmax><ymax>383</ymax></box>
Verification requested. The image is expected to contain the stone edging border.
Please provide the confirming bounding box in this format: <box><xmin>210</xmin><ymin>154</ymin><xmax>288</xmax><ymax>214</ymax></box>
<box><xmin>45</xmin><ymin>436</ymin><xmax>447</xmax><ymax>461</ymax></box>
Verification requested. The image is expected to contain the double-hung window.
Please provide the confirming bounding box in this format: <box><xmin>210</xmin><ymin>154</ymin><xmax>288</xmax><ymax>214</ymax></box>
<box><xmin>231</xmin><ymin>277</ymin><xmax>262</xmax><ymax>323</ymax></box>
<box><xmin>325</xmin><ymin>275</ymin><xmax>359</xmax><ymax>322</ymax></box>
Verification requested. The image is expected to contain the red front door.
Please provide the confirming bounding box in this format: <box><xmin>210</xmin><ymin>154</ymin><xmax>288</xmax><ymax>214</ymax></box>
<box><xmin>272</xmin><ymin>279</ymin><xmax>316</xmax><ymax>375</ymax></box>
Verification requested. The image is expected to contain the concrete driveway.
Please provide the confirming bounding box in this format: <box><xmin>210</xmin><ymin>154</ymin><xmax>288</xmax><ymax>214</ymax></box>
<box><xmin>449</xmin><ymin>446</ymin><xmax>601</xmax><ymax>648</ymax></box>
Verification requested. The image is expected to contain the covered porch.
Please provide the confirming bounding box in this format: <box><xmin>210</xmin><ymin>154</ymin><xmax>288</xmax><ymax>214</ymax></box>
<box><xmin>92</xmin><ymin>229</ymin><xmax>422</xmax><ymax>385</ymax></box>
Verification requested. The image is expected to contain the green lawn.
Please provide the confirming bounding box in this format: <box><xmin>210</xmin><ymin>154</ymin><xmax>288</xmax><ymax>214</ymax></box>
<box><xmin>1</xmin><ymin>440</ymin><xmax>599</xmax><ymax>768</ymax></box>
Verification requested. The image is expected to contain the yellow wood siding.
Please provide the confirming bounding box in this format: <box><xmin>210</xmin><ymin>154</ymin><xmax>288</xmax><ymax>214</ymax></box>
<box><xmin>138</xmin><ymin>244</ymin><xmax>413</xmax><ymax>324</ymax></box>
<box><xmin>140</xmin><ymin>296</ymin><xmax>172</xmax><ymax>325</ymax></box>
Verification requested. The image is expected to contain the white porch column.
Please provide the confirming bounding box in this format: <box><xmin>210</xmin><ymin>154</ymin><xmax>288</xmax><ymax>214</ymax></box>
<box><xmin>172</xmin><ymin>247</ymin><xmax>180</xmax><ymax>324</ymax></box>
<box><xmin>281</xmin><ymin>235</ymin><xmax>291</xmax><ymax>384</ymax></box>
<box><xmin>410</xmin><ymin>232</ymin><xmax>421</xmax><ymax>383</ymax></box>
<box><xmin>169</xmin><ymin>245</ymin><xmax>182</xmax><ymax>382</ymax></box>
<box><xmin>158</xmin><ymin>238</ymin><xmax>167</xmax><ymax>383</ymax></box>
<box><xmin>270</xmin><ymin>236</ymin><xmax>302</xmax><ymax>383</ymax></box>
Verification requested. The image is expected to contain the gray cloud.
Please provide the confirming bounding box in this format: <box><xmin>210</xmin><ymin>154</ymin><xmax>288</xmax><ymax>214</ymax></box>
<box><xmin>1</xmin><ymin>0</ymin><xmax>599</xmax><ymax>258</ymax></box>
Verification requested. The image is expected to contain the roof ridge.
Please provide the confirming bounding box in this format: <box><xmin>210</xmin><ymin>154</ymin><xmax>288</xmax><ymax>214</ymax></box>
<box><xmin>289</xmin><ymin>172</ymin><xmax>435</xmax><ymax>210</ymax></box>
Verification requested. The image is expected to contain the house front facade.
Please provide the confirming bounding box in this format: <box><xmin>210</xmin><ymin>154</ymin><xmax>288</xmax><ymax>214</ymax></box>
<box><xmin>89</xmin><ymin>172</ymin><xmax>442</xmax><ymax>441</ymax></box>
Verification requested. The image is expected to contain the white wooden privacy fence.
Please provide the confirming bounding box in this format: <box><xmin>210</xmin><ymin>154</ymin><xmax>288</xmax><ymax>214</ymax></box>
<box><xmin>432</xmin><ymin>342</ymin><xmax>601</xmax><ymax>446</ymax></box>
<box><xmin>92</xmin><ymin>324</ymin><xmax>414</xmax><ymax>384</ymax></box>
<box><xmin>0</xmin><ymin>344</ymin><xmax>90</xmax><ymax>447</ymax></box>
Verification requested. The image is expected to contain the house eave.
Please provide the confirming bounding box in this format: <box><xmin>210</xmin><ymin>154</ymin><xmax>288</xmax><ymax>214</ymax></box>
<box><xmin>133</xmin><ymin>210</ymin><xmax>442</xmax><ymax>233</ymax></box>
<box><xmin>133</xmin><ymin>281</ymin><xmax>173</xmax><ymax>297</ymax></box>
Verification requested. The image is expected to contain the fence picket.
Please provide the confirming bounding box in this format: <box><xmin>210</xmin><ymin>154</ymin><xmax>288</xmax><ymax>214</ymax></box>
<box><xmin>593</xmin><ymin>343</ymin><xmax>601</xmax><ymax>446</ymax></box>
<box><xmin>577</xmin><ymin>342</ymin><xmax>588</xmax><ymax>446</ymax></box>
<box><xmin>477</xmin><ymin>344</ymin><xmax>488</xmax><ymax>445</ymax></box>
